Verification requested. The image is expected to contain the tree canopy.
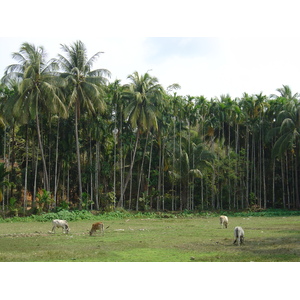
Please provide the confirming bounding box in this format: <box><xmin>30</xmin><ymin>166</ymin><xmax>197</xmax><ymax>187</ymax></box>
<box><xmin>1</xmin><ymin>40</ymin><xmax>300</xmax><ymax>215</ymax></box>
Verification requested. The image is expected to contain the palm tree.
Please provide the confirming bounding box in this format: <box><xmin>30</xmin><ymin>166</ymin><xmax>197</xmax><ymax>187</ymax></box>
<box><xmin>1</xmin><ymin>42</ymin><xmax>67</xmax><ymax>192</ymax></box>
<box><xmin>272</xmin><ymin>99</ymin><xmax>300</xmax><ymax>208</ymax></box>
<box><xmin>270</xmin><ymin>86</ymin><xmax>300</xmax><ymax>208</ymax></box>
<box><xmin>270</xmin><ymin>84</ymin><xmax>299</xmax><ymax>100</ymax></box>
<box><xmin>56</xmin><ymin>40</ymin><xmax>111</xmax><ymax>207</ymax></box>
<box><xmin>118</xmin><ymin>71</ymin><xmax>164</xmax><ymax>208</ymax></box>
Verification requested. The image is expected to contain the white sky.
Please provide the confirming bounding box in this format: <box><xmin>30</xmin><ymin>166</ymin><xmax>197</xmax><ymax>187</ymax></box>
<box><xmin>2</xmin><ymin>36</ymin><xmax>300</xmax><ymax>99</ymax></box>
<box><xmin>1</xmin><ymin>1</ymin><xmax>300</xmax><ymax>100</ymax></box>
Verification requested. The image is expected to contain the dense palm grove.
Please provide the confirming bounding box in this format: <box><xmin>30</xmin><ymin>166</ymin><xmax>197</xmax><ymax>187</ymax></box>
<box><xmin>1</xmin><ymin>40</ymin><xmax>300</xmax><ymax>215</ymax></box>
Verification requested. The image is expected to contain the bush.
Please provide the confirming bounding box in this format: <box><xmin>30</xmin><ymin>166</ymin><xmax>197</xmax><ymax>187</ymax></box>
<box><xmin>33</xmin><ymin>210</ymin><xmax>96</xmax><ymax>222</ymax></box>
<box><xmin>1</xmin><ymin>208</ymin><xmax>300</xmax><ymax>223</ymax></box>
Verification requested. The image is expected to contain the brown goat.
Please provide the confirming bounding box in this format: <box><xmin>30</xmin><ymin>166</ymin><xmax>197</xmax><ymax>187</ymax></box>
<box><xmin>89</xmin><ymin>222</ymin><xmax>105</xmax><ymax>236</ymax></box>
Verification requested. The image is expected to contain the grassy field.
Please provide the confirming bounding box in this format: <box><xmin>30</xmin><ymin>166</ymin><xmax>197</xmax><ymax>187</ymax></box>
<box><xmin>0</xmin><ymin>215</ymin><xmax>299</xmax><ymax>262</ymax></box>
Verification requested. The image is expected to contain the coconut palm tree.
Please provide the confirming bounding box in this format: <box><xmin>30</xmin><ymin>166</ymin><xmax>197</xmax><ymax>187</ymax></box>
<box><xmin>118</xmin><ymin>71</ymin><xmax>164</xmax><ymax>208</ymax></box>
<box><xmin>1</xmin><ymin>42</ymin><xmax>67</xmax><ymax>192</ymax></box>
<box><xmin>56</xmin><ymin>40</ymin><xmax>111</xmax><ymax>207</ymax></box>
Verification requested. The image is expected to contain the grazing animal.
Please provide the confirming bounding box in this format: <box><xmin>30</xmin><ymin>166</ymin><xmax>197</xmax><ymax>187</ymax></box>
<box><xmin>89</xmin><ymin>222</ymin><xmax>105</xmax><ymax>236</ymax></box>
<box><xmin>233</xmin><ymin>226</ymin><xmax>244</xmax><ymax>246</ymax></box>
<box><xmin>220</xmin><ymin>215</ymin><xmax>229</xmax><ymax>228</ymax></box>
<box><xmin>51</xmin><ymin>219</ymin><xmax>70</xmax><ymax>234</ymax></box>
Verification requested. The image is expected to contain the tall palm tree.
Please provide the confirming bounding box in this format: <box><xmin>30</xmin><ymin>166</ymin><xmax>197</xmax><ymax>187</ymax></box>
<box><xmin>270</xmin><ymin>84</ymin><xmax>299</xmax><ymax>100</ymax></box>
<box><xmin>272</xmin><ymin>98</ymin><xmax>300</xmax><ymax>208</ymax></box>
<box><xmin>118</xmin><ymin>71</ymin><xmax>164</xmax><ymax>207</ymax></box>
<box><xmin>270</xmin><ymin>86</ymin><xmax>300</xmax><ymax>208</ymax></box>
<box><xmin>56</xmin><ymin>40</ymin><xmax>111</xmax><ymax>207</ymax></box>
<box><xmin>1</xmin><ymin>42</ymin><xmax>67</xmax><ymax>192</ymax></box>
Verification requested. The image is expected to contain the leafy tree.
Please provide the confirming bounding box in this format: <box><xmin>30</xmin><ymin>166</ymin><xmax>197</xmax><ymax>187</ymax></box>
<box><xmin>56</xmin><ymin>40</ymin><xmax>111</xmax><ymax>207</ymax></box>
<box><xmin>1</xmin><ymin>42</ymin><xmax>67</xmax><ymax>192</ymax></box>
<box><xmin>118</xmin><ymin>71</ymin><xmax>164</xmax><ymax>207</ymax></box>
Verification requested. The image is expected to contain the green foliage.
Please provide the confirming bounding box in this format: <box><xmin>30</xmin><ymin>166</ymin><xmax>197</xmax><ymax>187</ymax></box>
<box><xmin>34</xmin><ymin>210</ymin><xmax>95</xmax><ymax>222</ymax></box>
<box><xmin>80</xmin><ymin>192</ymin><xmax>93</xmax><ymax>210</ymax></box>
<box><xmin>36</xmin><ymin>190</ymin><xmax>54</xmax><ymax>213</ymax></box>
<box><xmin>1</xmin><ymin>208</ymin><xmax>300</xmax><ymax>224</ymax></box>
<box><xmin>57</xmin><ymin>201</ymin><xmax>70</xmax><ymax>210</ymax></box>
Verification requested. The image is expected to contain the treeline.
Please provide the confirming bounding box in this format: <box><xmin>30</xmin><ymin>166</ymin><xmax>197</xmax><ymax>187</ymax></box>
<box><xmin>0</xmin><ymin>40</ymin><xmax>300</xmax><ymax>215</ymax></box>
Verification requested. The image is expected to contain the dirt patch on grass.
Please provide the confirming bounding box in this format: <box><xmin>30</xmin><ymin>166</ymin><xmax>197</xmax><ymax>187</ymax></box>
<box><xmin>0</xmin><ymin>232</ymin><xmax>89</xmax><ymax>238</ymax></box>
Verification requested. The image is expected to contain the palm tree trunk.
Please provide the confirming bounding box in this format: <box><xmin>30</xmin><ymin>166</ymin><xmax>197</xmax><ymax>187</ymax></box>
<box><xmin>286</xmin><ymin>153</ymin><xmax>290</xmax><ymax>209</ymax></box>
<box><xmin>262</xmin><ymin>141</ymin><xmax>267</xmax><ymax>209</ymax></box>
<box><xmin>54</xmin><ymin>120</ymin><xmax>60</xmax><ymax>207</ymax></box>
<box><xmin>75</xmin><ymin>101</ymin><xmax>83</xmax><ymax>208</ymax></box>
<box><xmin>172</xmin><ymin>117</ymin><xmax>176</xmax><ymax>211</ymax></box>
<box><xmin>147</xmin><ymin>134</ymin><xmax>153</xmax><ymax>198</ymax></box>
<box><xmin>157</xmin><ymin>139</ymin><xmax>162</xmax><ymax>211</ymax></box>
<box><xmin>118</xmin><ymin>130</ymin><xmax>140</xmax><ymax>207</ymax></box>
<box><xmin>294</xmin><ymin>148</ymin><xmax>299</xmax><ymax>209</ymax></box>
<box><xmin>281</xmin><ymin>157</ymin><xmax>286</xmax><ymax>208</ymax></box>
<box><xmin>35</xmin><ymin>113</ymin><xmax>49</xmax><ymax>191</ymax></box>
<box><xmin>113</xmin><ymin>128</ymin><xmax>117</xmax><ymax>208</ymax></box>
<box><xmin>245</xmin><ymin>125</ymin><xmax>250</xmax><ymax>208</ymax></box>
<box><xmin>234</xmin><ymin>123</ymin><xmax>239</xmax><ymax>209</ymax></box>
<box><xmin>33</xmin><ymin>146</ymin><xmax>38</xmax><ymax>210</ymax></box>
<box><xmin>272</xmin><ymin>159</ymin><xmax>276</xmax><ymax>208</ymax></box>
<box><xmin>89</xmin><ymin>138</ymin><xmax>93</xmax><ymax>210</ymax></box>
<box><xmin>137</xmin><ymin>132</ymin><xmax>149</xmax><ymax>209</ymax></box>
<box><xmin>2</xmin><ymin>127</ymin><xmax>7</xmax><ymax>212</ymax></box>
<box><xmin>94</xmin><ymin>141</ymin><xmax>100</xmax><ymax>210</ymax></box>
<box><xmin>23</xmin><ymin>125</ymin><xmax>28</xmax><ymax>215</ymax></box>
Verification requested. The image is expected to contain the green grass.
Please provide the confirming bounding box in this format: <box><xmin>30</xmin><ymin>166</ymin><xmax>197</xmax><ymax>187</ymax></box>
<box><xmin>0</xmin><ymin>216</ymin><xmax>299</xmax><ymax>262</ymax></box>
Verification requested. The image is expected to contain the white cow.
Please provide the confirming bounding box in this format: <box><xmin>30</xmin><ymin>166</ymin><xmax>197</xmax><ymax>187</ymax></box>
<box><xmin>233</xmin><ymin>226</ymin><xmax>244</xmax><ymax>246</ymax></box>
<box><xmin>51</xmin><ymin>219</ymin><xmax>70</xmax><ymax>234</ymax></box>
<box><xmin>220</xmin><ymin>215</ymin><xmax>229</xmax><ymax>228</ymax></box>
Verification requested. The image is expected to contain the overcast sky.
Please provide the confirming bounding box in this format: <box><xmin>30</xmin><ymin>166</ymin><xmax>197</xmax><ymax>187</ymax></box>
<box><xmin>2</xmin><ymin>36</ymin><xmax>300</xmax><ymax>99</ymax></box>
<box><xmin>1</xmin><ymin>1</ymin><xmax>300</xmax><ymax>100</ymax></box>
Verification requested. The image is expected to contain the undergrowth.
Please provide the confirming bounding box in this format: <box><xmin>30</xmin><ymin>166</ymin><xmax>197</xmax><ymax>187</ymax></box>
<box><xmin>0</xmin><ymin>208</ymin><xmax>300</xmax><ymax>223</ymax></box>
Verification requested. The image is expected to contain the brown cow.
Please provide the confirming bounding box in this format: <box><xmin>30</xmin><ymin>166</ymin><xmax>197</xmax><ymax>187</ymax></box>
<box><xmin>89</xmin><ymin>222</ymin><xmax>105</xmax><ymax>236</ymax></box>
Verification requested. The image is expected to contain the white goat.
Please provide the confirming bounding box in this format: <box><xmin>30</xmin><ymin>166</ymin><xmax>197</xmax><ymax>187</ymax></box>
<box><xmin>220</xmin><ymin>215</ymin><xmax>229</xmax><ymax>228</ymax></box>
<box><xmin>51</xmin><ymin>219</ymin><xmax>70</xmax><ymax>234</ymax></box>
<box><xmin>233</xmin><ymin>226</ymin><xmax>244</xmax><ymax>246</ymax></box>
